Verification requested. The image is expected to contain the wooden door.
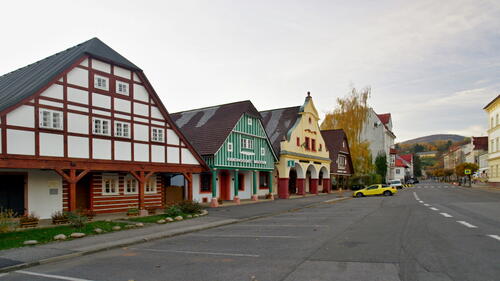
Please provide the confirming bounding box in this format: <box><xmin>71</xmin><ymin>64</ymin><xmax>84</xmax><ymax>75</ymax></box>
<box><xmin>219</xmin><ymin>171</ymin><xmax>230</xmax><ymax>201</ymax></box>
<box><xmin>76</xmin><ymin>175</ymin><xmax>91</xmax><ymax>211</ymax></box>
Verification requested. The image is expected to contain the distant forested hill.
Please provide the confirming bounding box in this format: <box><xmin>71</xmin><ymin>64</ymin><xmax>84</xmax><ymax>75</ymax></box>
<box><xmin>399</xmin><ymin>134</ymin><xmax>466</xmax><ymax>145</ymax></box>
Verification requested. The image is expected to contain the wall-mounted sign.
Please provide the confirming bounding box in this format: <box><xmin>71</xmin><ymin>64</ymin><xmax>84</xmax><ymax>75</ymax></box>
<box><xmin>227</xmin><ymin>158</ymin><xmax>267</xmax><ymax>165</ymax></box>
<box><xmin>287</xmin><ymin>160</ymin><xmax>295</xmax><ymax>167</ymax></box>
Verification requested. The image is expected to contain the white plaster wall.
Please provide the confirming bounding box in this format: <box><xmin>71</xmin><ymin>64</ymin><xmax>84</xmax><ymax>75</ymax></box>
<box><xmin>152</xmin><ymin>145</ymin><xmax>165</xmax><ymax>163</ymax></box>
<box><xmin>167</xmin><ymin>146</ymin><xmax>180</xmax><ymax>163</ymax></box>
<box><xmin>167</xmin><ymin>129</ymin><xmax>180</xmax><ymax>145</ymax></box>
<box><xmin>114</xmin><ymin>98</ymin><xmax>131</xmax><ymax>113</ymax></box>
<box><xmin>133</xmin><ymin>84</ymin><xmax>149</xmax><ymax>102</ymax></box>
<box><xmin>27</xmin><ymin>170</ymin><xmax>63</xmax><ymax>219</ymax></box>
<box><xmin>114</xmin><ymin>66</ymin><xmax>131</xmax><ymax>79</ymax></box>
<box><xmin>133</xmin><ymin>102</ymin><xmax>149</xmax><ymax>117</ymax></box>
<box><xmin>7</xmin><ymin>129</ymin><xmax>34</xmax><ymax>155</ymax></box>
<box><xmin>80</xmin><ymin>58</ymin><xmax>88</xmax><ymax>67</ymax></box>
<box><xmin>92</xmin><ymin>59</ymin><xmax>111</xmax><ymax>73</ymax></box>
<box><xmin>115</xmin><ymin>113</ymin><xmax>131</xmax><ymax>120</ymax></box>
<box><xmin>92</xmin><ymin>93</ymin><xmax>111</xmax><ymax>108</ymax></box>
<box><xmin>181</xmin><ymin>148</ymin><xmax>199</xmax><ymax>165</ymax></box>
<box><xmin>115</xmin><ymin>141</ymin><xmax>132</xmax><ymax>161</ymax></box>
<box><xmin>67</xmin><ymin>68</ymin><xmax>88</xmax><ymax>88</ymax></box>
<box><xmin>7</xmin><ymin>105</ymin><xmax>34</xmax><ymax>128</ymax></box>
<box><xmin>39</xmin><ymin>133</ymin><xmax>64</xmax><ymax>157</ymax></box>
<box><xmin>41</xmin><ymin>84</ymin><xmax>63</xmax><ymax>100</ymax></box>
<box><xmin>134</xmin><ymin>143</ymin><xmax>149</xmax><ymax>162</ymax></box>
<box><xmin>68</xmin><ymin>136</ymin><xmax>89</xmax><ymax>158</ymax></box>
<box><xmin>92</xmin><ymin>109</ymin><xmax>111</xmax><ymax>117</ymax></box>
<box><xmin>133</xmin><ymin>124</ymin><xmax>149</xmax><ymax>141</ymax></box>
<box><xmin>93</xmin><ymin>139</ymin><xmax>111</xmax><ymax>159</ymax></box>
<box><xmin>360</xmin><ymin>109</ymin><xmax>385</xmax><ymax>163</ymax></box>
<box><xmin>133</xmin><ymin>73</ymin><xmax>141</xmax><ymax>82</ymax></box>
<box><xmin>67</xmin><ymin>87</ymin><xmax>88</xmax><ymax>104</ymax></box>
<box><xmin>192</xmin><ymin>174</ymin><xmax>214</xmax><ymax>203</ymax></box>
<box><xmin>39</xmin><ymin>100</ymin><xmax>63</xmax><ymax>108</ymax></box>
<box><xmin>151</xmin><ymin>106</ymin><xmax>164</xmax><ymax>120</ymax></box>
<box><xmin>67</xmin><ymin>113</ymin><xmax>89</xmax><ymax>134</ymax></box>
<box><xmin>394</xmin><ymin>168</ymin><xmax>405</xmax><ymax>181</ymax></box>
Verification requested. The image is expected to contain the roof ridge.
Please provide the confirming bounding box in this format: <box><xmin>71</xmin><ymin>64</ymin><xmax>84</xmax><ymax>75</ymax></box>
<box><xmin>260</xmin><ymin>105</ymin><xmax>301</xmax><ymax>112</ymax></box>
<box><xmin>171</xmin><ymin>100</ymin><xmax>252</xmax><ymax>115</ymax></box>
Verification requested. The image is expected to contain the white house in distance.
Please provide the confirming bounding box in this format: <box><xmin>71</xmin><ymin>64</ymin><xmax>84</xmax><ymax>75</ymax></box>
<box><xmin>0</xmin><ymin>38</ymin><xmax>206</xmax><ymax>218</ymax></box>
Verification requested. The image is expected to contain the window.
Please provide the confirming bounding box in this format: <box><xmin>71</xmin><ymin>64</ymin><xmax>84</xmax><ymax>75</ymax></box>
<box><xmin>248</xmin><ymin>118</ymin><xmax>252</xmax><ymax>126</ymax></box>
<box><xmin>396</xmin><ymin>169</ymin><xmax>401</xmax><ymax>174</ymax></box>
<box><xmin>93</xmin><ymin>118</ymin><xmax>110</xmax><ymax>135</ymax></box>
<box><xmin>319</xmin><ymin>144</ymin><xmax>322</xmax><ymax>151</ymax></box>
<box><xmin>228</xmin><ymin>142</ymin><xmax>233</xmax><ymax>152</ymax></box>
<box><xmin>259</xmin><ymin>172</ymin><xmax>270</xmax><ymax>189</ymax></box>
<box><xmin>94</xmin><ymin>75</ymin><xmax>109</xmax><ymax>91</ymax></box>
<box><xmin>39</xmin><ymin>109</ymin><xmax>63</xmax><ymax>130</ymax></box>
<box><xmin>305</xmin><ymin>137</ymin><xmax>310</xmax><ymax>150</ymax></box>
<box><xmin>492</xmin><ymin>118</ymin><xmax>495</xmax><ymax>128</ymax></box>
<box><xmin>343</xmin><ymin>141</ymin><xmax>346</xmax><ymax>148</ymax></box>
<box><xmin>261</xmin><ymin>147</ymin><xmax>265</xmax><ymax>156</ymax></box>
<box><xmin>311</xmin><ymin>139</ymin><xmax>316</xmax><ymax>151</ymax></box>
<box><xmin>492</xmin><ymin>140</ymin><xmax>495</xmax><ymax>152</ymax></box>
<box><xmin>338</xmin><ymin>155</ymin><xmax>346</xmax><ymax>169</ymax></box>
<box><xmin>145</xmin><ymin>176</ymin><xmax>157</xmax><ymax>193</ymax></box>
<box><xmin>497</xmin><ymin>114</ymin><xmax>499</xmax><ymax>126</ymax></box>
<box><xmin>308</xmin><ymin>117</ymin><xmax>312</xmax><ymax>124</ymax></box>
<box><xmin>238</xmin><ymin>174</ymin><xmax>245</xmax><ymax>191</ymax></box>
<box><xmin>116</xmin><ymin>81</ymin><xmax>129</xmax><ymax>95</ymax></box>
<box><xmin>497</xmin><ymin>137</ymin><xmax>499</xmax><ymax>152</ymax></box>
<box><xmin>367</xmin><ymin>185</ymin><xmax>379</xmax><ymax>190</ymax></box>
<box><xmin>115</xmin><ymin>121</ymin><xmax>130</xmax><ymax>138</ymax></box>
<box><xmin>102</xmin><ymin>175</ymin><xmax>119</xmax><ymax>195</ymax></box>
<box><xmin>124</xmin><ymin>175</ymin><xmax>138</xmax><ymax>194</ymax></box>
<box><xmin>296</xmin><ymin>137</ymin><xmax>300</xmax><ymax>146</ymax></box>
<box><xmin>152</xmin><ymin>128</ymin><xmax>164</xmax><ymax>142</ymax></box>
<box><xmin>241</xmin><ymin>138</ymin><xmax>253</xmax><ymax>150</ymax></box>
<box><xmin>200</xmin><ymin>173</ymin><xmax>212</xmax><ymax>193</ymax></box>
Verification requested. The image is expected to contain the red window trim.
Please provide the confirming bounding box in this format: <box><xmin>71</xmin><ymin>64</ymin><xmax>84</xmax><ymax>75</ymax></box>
<box><xmin>199</xmin><ymin>173</ymin><xmax>212</xmax><ymax>194</ymax></box>
<box><xmin>305</xmin><ymin>137</ymin><xmax>310</xmax><ymax>150</ymax></box>
<box><xmin>296</xmin><ymin>137</ymin><xmax>300</xmax><ymax>146</ymax></box>
<box><xmin>312</xmin><ymin>139</ymin><xmax>316</xmax><ymax>151</ymax></box>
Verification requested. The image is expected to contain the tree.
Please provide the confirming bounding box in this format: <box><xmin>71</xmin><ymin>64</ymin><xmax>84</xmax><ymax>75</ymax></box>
<box><xmin>413</xmin><ymin>155</ymin><xmax>422</xmax><ymax>177</ymax></box>
<box><xmin>321</xmin><ymin>86</ymin><xmax>373</xmax><ymax>176</ymax></box>
<box><xmin>455</xmin><ymin>162</ymin><xmax>479</xmax><ymax>187</ymax></box>
<box><xmin>443</xmin><ymin>169</ymin><xmax>454</xmax><ymax>182</ymax></box>
<box><xmin>375</xmin><ymin>153</ymin><xmax>388</xmax><ymax>183</ymax></box>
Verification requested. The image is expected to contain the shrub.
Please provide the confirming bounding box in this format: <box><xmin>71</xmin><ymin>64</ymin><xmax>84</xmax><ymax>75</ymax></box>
<box><xmin>164</xmin><ymin>205</ymin><xmax>183</xmax><ymax>217</ymax></box>
<box><xmin>66</xmin><ymin>211</ymin><xmax>88</xmax><ymax>228</ymax></box>
<box><xmin>0</xmin><ymin>208</ymin><xmax>18</xmax><ymax>233</ymax></box>
<box><xmin>20</xmin><ymin>213</ymin><xmax>39</xmax><ymax>223</ymax></box>
<box><xmin>51</xmin><ymin>211</ymin><xmax>69</xmax><ymax>224</ymax></box>
<box><xmin>177</xmin><ymin>200</ymin><xmax>202</xmax><ymax>215</ymax></box>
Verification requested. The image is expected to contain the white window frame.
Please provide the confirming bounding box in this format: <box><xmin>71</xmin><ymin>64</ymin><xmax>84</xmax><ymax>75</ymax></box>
<box><xmin>102</xmin><ymin>175</ymin><xmax>119</xmax><ymax>195</ymax></box>
<box><xmin>39</xmin><ymin>109</ymin><xmax>63</xmax><ymax>130</ymax></box>
<box><xmin>116</xmin><ymin>81</ymin><xmax>129</xmax><ymax>95</ymax></box>
<box><xmin>241</xmin><ymin>138</ymin><xmax>253</xmax><ymax>150</ymax></box>
<box><xmin>124</xmin><ymin>175</ymin><xmax>138</xmax><ymax>194</ymax></box>
<box><xmin>151</xmin><ymin>127</ymin><xmax>165</xmax><ymax>143</ymax></box>
<box><xmin>94</xmin><ymin>75</ymin><xmax>109</xmax><ymax>91</ymax></box>
<box><xmin>114</xmin><ymin>121</ymin><xmax>130</xmax><ymax>138</ymax></box>
<box><xmin>338</xmin><ymin>155</ymin><xmax>346</xmax><ymax>169</ymax></box>
<box><xmin>261</xmin><ymin>147</ymin><xmax>265</xmax><ymax>156</ymax></box>
<box><xmin>145</xmin><ymin>176</ymin><xmax>157</xmax><ymax>194</ymax></box>
<box><xmin>228</xmin><ymin>142</ymin><xmax>233</xmax><ymax>152</ymax></box>
<box><xmin>247</xmin><ymin>118</ymin><xmax>252</xmax><ymax>126</ymax></box>
<box><xmin>93</xmin><ymin>118</ymin><xmax>111</xmax><ymax>136</ymax></box>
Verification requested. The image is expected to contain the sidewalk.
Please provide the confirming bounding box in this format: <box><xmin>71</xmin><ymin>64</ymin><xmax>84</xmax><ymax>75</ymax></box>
<box><xmin>470</xmin><ymin>182</ymin><xmax>500</xmax><ymax>193</ymax></box>
<box><xmin>0</xmin><ymin>192</ymin><xmax>350</xmax><ymax>273</ymax></box>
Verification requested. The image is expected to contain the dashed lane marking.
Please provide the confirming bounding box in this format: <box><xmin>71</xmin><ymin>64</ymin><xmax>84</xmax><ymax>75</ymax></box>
<box><xmin>131</xmin><ymin>248</ymin><xmax>260</xmax><ymax>257</ymax></box>
<box><xmin>189</xmin><ymin>234</ymin><xmax>299</xmax><ymax>239</ymax></box>
<box><xmin>440</xmin><ymin>213</ymin><xmax>453</xmax><ymax>218</ymax></box>
<box><xmin>487</xmin><ymin>235</ymin><xmax>500</xmax><ymax>242</ymax></box>
<box><xmin>424</xmin><ymin>204</ymin><xmax>430</xmax><ymax>206</ymax></box>
<box><xmin>430</xmin><ymin>207</ymin><xmax>439</xmax><ymax>211</ymax></box>
<box><xmin>237</xmin><ymin>224</ymin><xmax>328</xmax><ymax>227</ymax></box>
<box><xmin>15</xmin><ymin>271</ymin><xmax>94</xmax><ymax>281</ymax></box>
<box><xmin>456</xmin><ymin>221</ymin><xmax>478</xmax><ymax>228</ymax></box>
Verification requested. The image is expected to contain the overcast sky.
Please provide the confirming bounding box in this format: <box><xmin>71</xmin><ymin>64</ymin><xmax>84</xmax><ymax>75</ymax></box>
<box><xmin>1</xmin><ymin>0</ymin><xmax>499</xmax><ymax>142</ymax></box>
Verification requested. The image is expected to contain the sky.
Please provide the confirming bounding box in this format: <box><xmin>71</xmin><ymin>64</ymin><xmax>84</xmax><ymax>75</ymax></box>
<box><xmin>1</xmin><ymin>0</ymin><xmax>499</xmax><ymax>142</ymax></box>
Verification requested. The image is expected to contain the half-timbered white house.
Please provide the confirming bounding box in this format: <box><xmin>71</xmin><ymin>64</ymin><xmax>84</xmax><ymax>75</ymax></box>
<box><xmin>0</xmin><ymin>38</ymin><xmax>207</xmax><ymax>218</ymax></box>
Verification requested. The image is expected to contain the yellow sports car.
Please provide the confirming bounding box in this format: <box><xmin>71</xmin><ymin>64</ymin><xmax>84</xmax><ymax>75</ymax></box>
<box><xmin>353</xmin><ymin>184</ymin><xmax>397</xmax><ymax>197</ymax></box>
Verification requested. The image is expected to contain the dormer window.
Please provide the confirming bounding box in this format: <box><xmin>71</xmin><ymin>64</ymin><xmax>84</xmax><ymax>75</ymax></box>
<box><xmin>94</xmin><ymin>75</ymin><xmax>109</xmax><ymax>91</ymax></box>
<box><xmin>116</xmin><ymin>81</ymin><xmax>129</xmax><ymax>95</ymax></box>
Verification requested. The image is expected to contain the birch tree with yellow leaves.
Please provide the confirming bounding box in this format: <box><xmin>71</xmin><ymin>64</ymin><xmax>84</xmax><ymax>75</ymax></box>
<box><xmin>321</xmin><ymin>87</ymin><xmax>374</xmax><ymax>176</ymax></box>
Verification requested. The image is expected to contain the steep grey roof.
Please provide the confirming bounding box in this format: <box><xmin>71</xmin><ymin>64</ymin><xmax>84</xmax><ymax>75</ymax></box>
<box><xmin>171</xmin><ymin>101</ymin><xmax>262</xmax><ymax>156</ymax></box>
<box><xmin>260</xmin><ymin>106</ymin><xmax>300</xmax><ymax>155</ymax></box>
<box><xmin>0</xmin><ymin>37</ymin><xmax>141</xmax><ymax>113</ymax></box>
<box><xmin>320</xmin><ymin>129</ymin><xmax>354</xmax><ymax>175</ymax></box>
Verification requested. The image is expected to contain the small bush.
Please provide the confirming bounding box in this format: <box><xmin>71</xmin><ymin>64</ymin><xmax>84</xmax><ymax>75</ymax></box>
<box><xmin>177</xmin><ymin>200</ymin><xmax>202</xmax><ymax>215</ymax></box>
<box><xmin>164</xmin><ymin>205</ymin><xmax>183</xmax><ymax>217</ymax></box>
<box><xmin>0</xmin><ymin>208</ymin><xmax>18</xmax><ymax>233</ymax></box>
<box><xmin>20</xmin><ymin>213</ymin><xmax>39</xmax><ymax>223</ymax></box>
<box><xmin>51</xmin><ymin>211</ymin><xmax>68</xmax><ymax>223</ymax></box>
<box><xmin>66</xmin><ymin>211</ymin><xmax>88</xmax><ymax>228</ymax></box>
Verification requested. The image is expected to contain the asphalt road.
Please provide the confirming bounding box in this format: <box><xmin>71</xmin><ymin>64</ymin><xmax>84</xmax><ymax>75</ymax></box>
<box><xmin>1</xmin><ymin>181</ymin><xmax>499</xmax><ymax>281</ymax></box>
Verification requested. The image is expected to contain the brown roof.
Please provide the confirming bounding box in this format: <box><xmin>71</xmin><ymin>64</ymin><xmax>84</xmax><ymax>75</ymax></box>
<box><xmin>260</xmin><ymin>106</ymin><xmax>301</xmax><ymax>155</ymax></box>
<box><xmin>473</xmin><ymin>136</ymin><xmax>488</xmax><ymax>151</ymax></box>
<box><xmin>170</xmin><ymin>100</ymin><xmax>261</xmax><ymax>156</ymax></box>
<box><xmin>484</xmin><ymin>94</ymin><xmax>500</xmax><ymax>109</ymax></box>
<box><xmin>320</xmin><ymin>129</ymin><xmax>354</xmax><ymax>175</ymax></box>
<box><xmin>377</xmin><ymin>113</ymin><xmax>391</xmax><ymax>125</ymax></box>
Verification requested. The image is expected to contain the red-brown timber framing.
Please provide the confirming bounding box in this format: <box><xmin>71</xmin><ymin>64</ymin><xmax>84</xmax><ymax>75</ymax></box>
<box><xmin>0</xmin><ymin>53</ymin><xmax>208</xmax><ymax>212</ymax></box>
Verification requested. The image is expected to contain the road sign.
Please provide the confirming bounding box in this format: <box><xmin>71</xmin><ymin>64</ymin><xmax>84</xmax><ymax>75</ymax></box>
<box><xmin>464</xmin><ymin>169</ymin><xmax>471</xmax><ymax>175</ymax></box>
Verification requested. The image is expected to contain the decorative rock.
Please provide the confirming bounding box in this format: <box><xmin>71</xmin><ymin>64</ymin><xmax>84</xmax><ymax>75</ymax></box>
<box><xmin>124</xmin><ymin>225</ymin><xmax>136</xmax><ymax>229</ymax></box>
<box><xmin>186</xmin><ymin>214</ymin><xmax>193</xmax><ymax>218</ymax></box>
<box><xmin>112</xmin><ymin>226</ymin><xmax>121</xmax><ymax>231</ymax></box>
<box><xmin>70</xmin><ymin>232</ymin><xmax>85</xmax><ymax>238</ymax></box>
<box><xmin>157</xmin><ymin>219</ymin><xmax>166</xmax><ymax>224</ymax></box>
<box><xmin>174</xmin><ymin>216</ymin><xmax>183</xmax><ymax>221</ymax></box>
<box><xmin>23</xmin><ymin>240</ymin><xmax>38</xmax><ymax>245</ymax></box>
<box><xmin>135</xmin><ymin>223</ymin><xmax>144</xmax><ymax>227</ymax></box>
<box><xmin>165</xmin><ymin>217</ymin><xmax>174</xmax><ymax>222</ymax></box>
<box><xmin>54</xmin><ymin>234</ymin><xmax>67</xmax><ymax>241</ymax></box>
<box><xmin>94</xmin><ymin>228</ymin><xmax>103</xmax><ymax>234</ymax></box>
<box><xmin>193</xmin><ymin>214</ymin><xmax>199</xmax><ymax>218</ymax></box>
<box><xmin>200</xmin><ymin>210</ymin><xmax>208</xmax><ymax>216</ymax></box>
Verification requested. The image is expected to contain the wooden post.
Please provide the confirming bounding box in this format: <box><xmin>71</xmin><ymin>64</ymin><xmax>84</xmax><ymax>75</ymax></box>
<box><xmin>183</xmin><ymin>172</ymin><xmax>193</xmax><ymax>201</ymax></box>
<box><xmin>131</xmin><ymin>171</ymin><xmax>154</xmax><ymax>216</ymax></box>
<box><xmin>252</xmin><ymin>171</ymin><xmax>258</xmax><ymax>201</ymax></box>
<box><xmin>268</xmin><ymin>171</ymin><xmax>274</xmax><ymax>200</ymax></box>
<box><xmin>210</xmin><ymin>169</ymin><xmax>218</xmax><ymax>207</ymax></box>
<box><xmin>233</xmin><ymin>169</ymin><xmax>240</xmax><ymax>204</ymax></box>
<box><xmin>55</xmin><ymin>169</ymin><xmax>89</xmax><ymax>212</ymax></box>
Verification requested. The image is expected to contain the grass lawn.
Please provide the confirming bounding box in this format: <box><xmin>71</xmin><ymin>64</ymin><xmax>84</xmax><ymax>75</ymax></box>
<box><xmin>128</xmin><ymin>213</ymin><xmax>197</xmax><ymax>223</ymax></box>
<box><xmin>0</xmin><ymin>221</ymin><xmax>129</xmax><ymax>251</ymax></box>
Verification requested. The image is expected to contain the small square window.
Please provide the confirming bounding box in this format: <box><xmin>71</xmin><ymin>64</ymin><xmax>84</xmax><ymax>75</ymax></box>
<box><xmin>248</xmin><ymin>118</ymin><xmax>252</xmax><ymax>126</ymax></box>
<box><xmin>115</xmin><ymin>121</ymin><xmax>130</xmax><ymax>138</ymax></box>
<box><xmin>102</xmin><ymin>175</ymin><xmax>119</xmax><ymax>195</ymax></box>
<box><xmin>94</xmin><ymin>75</ymin><xmax>109</xmax><ymax>91</ymax></box>
<box><xmin>228</xmin><ymin>142</ymin><xmax>233</xmax><ymax>152</ymax></box>
<box><xmin>145</xmin><ymin>176</ymin><xmax>157</xmax><ymax>193</ymax></box>
<box><xmin>261</xmin><ymin>147</ymin><xmax>265</xmax><ymax>156</ymax></box>
<box><xmin>152</xmin><ymin>128</ymin><xmax>164</xmax><ymax>142</ymax></box>
<box><xmin>39</xmin><ymin>109</ymin><xmax>63</xmax><ymax>130</ymax></box>
<box><xmin>124</xmin><ymin>175</ymin><xmax>138</xmax><ymax>194</ymax></box>
<box><xmin>93</xmin><ymin>118</ymin><xmax>111</xmax><ymax>136</ymax></box>
<box><xmin>116</xmin><ymin>81</ymin><xmax>129</xmax><ymax>95</ymax></box>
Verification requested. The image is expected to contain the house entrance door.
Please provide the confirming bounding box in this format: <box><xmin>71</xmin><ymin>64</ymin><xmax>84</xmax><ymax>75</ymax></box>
<box><xmin>76</xmin><ymin>175</ymin><xmax>91</xmax><ymax>211</ymax></box>
<box><xmin>219</xmin><ymin>171</ymin><xmax>231</xmax><ymax>201</ymax></box>
<box><xmin>0</xmin><ymin>175</ymin><xmax>25</xmax><ymax>215</ymax></box>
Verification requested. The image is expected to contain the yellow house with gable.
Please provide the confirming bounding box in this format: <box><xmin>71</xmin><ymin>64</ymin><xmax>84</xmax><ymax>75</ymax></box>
<box><xmin>260</xmin><ymin>93</ymin><xmax>331</xmax><ymax>198</ymax></box>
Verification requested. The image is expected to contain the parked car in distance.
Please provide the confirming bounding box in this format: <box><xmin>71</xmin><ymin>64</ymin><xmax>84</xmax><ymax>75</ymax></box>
<box><xmin>353</xmin><ymin>184</ymin><xmax>397</xmax><ymax>197</ymax></box>
<box><xmin>389</xmin><ymin>179</ymin><xmax>404</xmax><ymax>189</ymax></box>
<box><xmin>350</xmin><ymin>184</ymin><xmax>366</xmax><ymax>191</ymax></box>
<box><xmin>407</xmin><ymin>178</ymin><xmax>419</xmax><ymax>184</ymax></box>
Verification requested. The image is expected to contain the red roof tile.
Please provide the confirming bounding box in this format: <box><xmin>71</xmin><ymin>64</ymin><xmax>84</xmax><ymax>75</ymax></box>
<box><xmin>377</xmin><ymin>113</ymin><xmax>391</xmax><ymax>125</ymax></box>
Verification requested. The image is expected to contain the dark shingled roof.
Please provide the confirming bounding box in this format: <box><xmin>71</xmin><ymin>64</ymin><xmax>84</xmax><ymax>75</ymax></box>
<box><xmin>260</xmin><ymin>106</ymin><xmax>301</xmax><ymax>155</ymax></box>
<box><xmin>170</xmin><ymin>101</ymin><xmax>262</xmax><ymax>156</ymax></box>
<box><xmin>0</xmin><ymin>37</ymin><xmax>141</xmax><ymax>113</ymax></box>
<box><xmin>320</xmin><ymin>129</ymin><xmax>354</xmax><ymax>175</ymax></box>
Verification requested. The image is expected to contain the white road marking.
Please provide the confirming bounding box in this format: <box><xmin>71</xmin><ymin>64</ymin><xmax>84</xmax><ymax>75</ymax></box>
<box><xmin>430</xmin><ymin>207</ymin><xmax>439</xmax><ymax>211</ymax></box>
<box><xmin>487</xmin><ymin>234</ymin><xmax>500</xmax><ymax>242</ymax></box>
<box><xmin>440</xmin><ymin>213</ymin><xmax>453</xmax><ymax>218</ymax></box>
<box><xmin>238</xmin><ymin>224</ymin><xmax>328</xmax><ymax>227</ymax></box>
<box><xmin>456</xmin><ymin>221</ymin><xmax>478</xmax><ymax>228</ymax></box>
<box><xmin>424</xmin><ymin>204</ymin><xmax>430</xmax><ymax>206</ymax></box>
<box><xmin>190</xmin><ymin>234</ymin><xmax>299</xmax><ymax>239</ymax></box>
<box><xmin>419</xmin><ymin>200</ymin><xmax>424</xmax><ymax>203</ymax></box>
<box><xmin>132</xmin><ymin>248</ymin><xmax>259</xmax><ymax>257</ymax></box>
<box><xmin>15</xmin><ymin>271</ymin><xmax>94</xmax><ymax>281</ymax></box>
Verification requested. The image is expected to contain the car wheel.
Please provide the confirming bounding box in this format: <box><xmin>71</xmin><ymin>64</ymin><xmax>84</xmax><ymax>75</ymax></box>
<box><xmin>383</xmin><ymin>191</ymin><xmax>391</xmax><ymax>196</ymax></box>
<box><xmin>356</xmin><ymin>192</ymin><xmax>364</xmax><ymax>197</ymax></box>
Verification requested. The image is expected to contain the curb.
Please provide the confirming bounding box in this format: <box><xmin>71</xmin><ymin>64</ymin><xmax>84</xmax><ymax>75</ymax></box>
<box><xmin>0</xmin><ymin>196</ymin><xmax>350</xmax><ymax>273</ymax></box>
